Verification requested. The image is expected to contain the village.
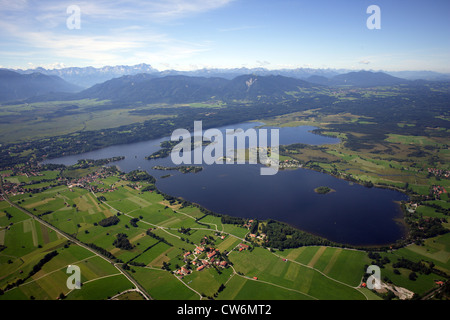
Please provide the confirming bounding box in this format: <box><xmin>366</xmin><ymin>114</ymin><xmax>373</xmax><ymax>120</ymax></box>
<box><xmin>174</xmin><ymin>220</ymin><xmax>265</xmax><ymax>279</ymax></box>
<box><xmin>0</xmin><ymin>164</ymin><xmax>121</xmax><ymax>198</ymax></box>
<box><xmin>174</xmin><ymin>233</ymin><xmax>237</xmax><ymax>278</ymax></box>
<box><xmin>427</xmin><ymin>167</ymin><xmax>450</xmax><ymax>179</ymax></box>
<box><xmin>0</xmin><ymin>167</ymin><xmax>61</xmax><ymax>197</ymax></box>
<box><xmin>431</xmin><ymin>185</ymin><xmax>448</xmax><ymax>199</ymax></box>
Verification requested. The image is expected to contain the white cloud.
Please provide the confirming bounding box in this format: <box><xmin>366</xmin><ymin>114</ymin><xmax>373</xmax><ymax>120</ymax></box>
<box><xmin>17</xmin><ymin>0</ymin><xmax>234</xmax><ymax>25</ymax></box>
<box><xmin>0</xmin><ymin>0</ymin><xmax>228</xmax><ymax>68</ymax></box>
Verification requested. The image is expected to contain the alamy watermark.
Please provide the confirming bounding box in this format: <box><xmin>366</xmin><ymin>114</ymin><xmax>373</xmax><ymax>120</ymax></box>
<box><xmin>170</xmin><ymin>121</ymin><xmax>280</xmax><ymax>175</ymax></box>
<box><xmin>366</xmin><ymin>265</ymin><xmax>382</xmax><ymax>290</ymax></box>
<box><xmin>66</xmin><ymin>265</ymin><xmax>81</xmax><ymax>290</ymax></box>
<box><xmin>367</xmin><ymin>5</ymin><xmax>381</xmax><ymax>30</ymax></box>
<box><xmin>66</xmin><ymin>5</ymin><xmax>81</xmax><ymax>30</ymax></box>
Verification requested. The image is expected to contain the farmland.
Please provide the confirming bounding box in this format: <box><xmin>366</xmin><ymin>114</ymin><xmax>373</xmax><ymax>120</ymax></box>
<box><xmin>1</xmin><ymin>158</ymin><xmax>448</xmax><ymax>300</ymax></box>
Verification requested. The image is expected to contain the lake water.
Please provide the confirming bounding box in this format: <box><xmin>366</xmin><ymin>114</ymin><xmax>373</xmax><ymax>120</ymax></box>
<box><xmin>43</xmin><ymin>122</ymin><xmax>408</xmax><ymax>246</ymax></box>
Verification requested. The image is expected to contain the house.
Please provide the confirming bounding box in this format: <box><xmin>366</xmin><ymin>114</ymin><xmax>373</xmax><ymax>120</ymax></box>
<box><xmin>194</xmin><ymin>246</ymin><xmax>205</xmax><ymax>254</ymax></box>
<box><xmin>197</xmin><ymin>265</ymin><xmax>205</xmax><ymax>271</ymax></box>
<box><xmin>207</xmin><ymin>250</ymin><xmax>217</xmax><ymax>259</ymax></box>
<box><xmin>181</xmin><ymin>267</ymin><xmax>190</xmax><ymax>275</ymax></box>
<box><xmin>239</xmin><ymin>243</ymin><xmax>249</xmax><ymax>250</ymax></box>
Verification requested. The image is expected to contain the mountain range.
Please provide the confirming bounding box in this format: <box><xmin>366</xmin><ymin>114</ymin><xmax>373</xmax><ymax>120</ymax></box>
<box><xmin>1</xmin><ymin>67</ymin><xmax>449</xmax><ymax>104</ymax></box>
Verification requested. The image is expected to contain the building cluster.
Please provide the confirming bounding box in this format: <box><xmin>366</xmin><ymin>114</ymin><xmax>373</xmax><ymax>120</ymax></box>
<box><xmin>0</xmin><ymin>180</ymin><xmax>26</xmax><ymax>196</ymax></box>
<box><xmin>406</xmin><ymin>201</ymin><xmax>419</xmax><ymax>214</ymax></box>
<box><xmin>248</xmin><ymin>233</ymin><xmax>266</xmax><ymax>241</ymax></box>
<box><xmin>0</xmin><ymin>165</ymin><xmax>121</xmax><ymax>198</ymax></box>
<box><xmin>68</xmin><ymin>169</ymin><xmax>118</xmax><ymax>193</ymax></box>
<box><xmin>431</xmin><ymin>185</ymin><xmax>447</xmax><ymax>199</ymax></box>
<box><xmin>428</xmin><ymin>168</ymin><xmax>450</xmax><ymax>179</ymax></box>
<box><xmin>175</xmin><ymin>241</ymin><xmax>229</xmax><ymax>278</ymax></box>
<box><xmin>0</xmin><ymin>167</ymin><xmax>52</xmax><ymax>196</ymax></box>
<box><xmin>237</xmin><ymin>243</ymin><xmax>249</xmax><ymax>252</ymax></box>
<box><xmin>279</xmin><ymin>159</ymin><xmax>302</xmax><ymax>169</ymax></box>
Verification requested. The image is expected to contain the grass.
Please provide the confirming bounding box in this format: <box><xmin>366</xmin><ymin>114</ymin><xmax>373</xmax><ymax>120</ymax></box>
<box><xmin>386</xmin><ymin>134</ymin><xmax>443</xmax><ymax>146</ymax></box>
<box><xmin>228</xmin><ymin>247</ymin><xmax>366</xmax><ymax>300</ymax></box>
<box><xmin>65</xmin><ymin>274</ymin><xmax>133</xmax><ymax>300</ymax></box>
<box><xmin>218</xmin><ymin>275</ymin><xmax>314</xmax><ymax>300</ymax></box>
<box><xmin>183</xmin><ymin>266</ymin><xmax>233</xmax><ymax>298</ymax></box>
<box><xmin>0</xmin><ymin>240</ymin><xmax>133</xmax><ymax>300</ymax></box>
<box><xmin>0</xmin><ymin>99</ymin><xmax>176</xmax><ymax>143</ymax></box>
<box><xmin>132</xmin><ymin>267</ymin><xmax>199</xmax><ymax>300</ymax></box>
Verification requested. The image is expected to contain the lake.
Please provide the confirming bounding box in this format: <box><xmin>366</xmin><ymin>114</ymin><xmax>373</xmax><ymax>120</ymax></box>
<box><xmin>43</xmin><ymin>122</ymin><xmax>408</xmax><ymax>246</ymax></box>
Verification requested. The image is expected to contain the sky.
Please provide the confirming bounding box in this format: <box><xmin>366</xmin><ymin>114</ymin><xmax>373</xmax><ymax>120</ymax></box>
<box><xmin>0</xmin><ymin>0</ymin><xmax>449</xmax><ymax>72</ymax></box>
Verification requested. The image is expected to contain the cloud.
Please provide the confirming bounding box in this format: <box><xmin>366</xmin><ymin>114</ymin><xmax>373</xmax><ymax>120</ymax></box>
<box><xmin>0</xmin><ymin>0</ymin><xmax>228</xmax><ymax>68</ymax></box>
<box><xmin>359</xmin><ymin>60</ymin><xmax>371</xmax><ymax>65</ymax></box>
<box><xmin>20</xmin><ymin>0</ymin><xmax>235</xmax><ymax>25</ymax></box>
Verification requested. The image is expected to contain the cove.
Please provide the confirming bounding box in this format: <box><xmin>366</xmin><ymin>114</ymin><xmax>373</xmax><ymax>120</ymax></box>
<box><xmin>43</xmin><ymin>122</ymin><xmax>408</xmax><ymax>246</ymax></box>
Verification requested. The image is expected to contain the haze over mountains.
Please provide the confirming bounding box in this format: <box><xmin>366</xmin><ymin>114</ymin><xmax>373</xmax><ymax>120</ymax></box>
<box><xmin>1</xmin><ymin>64</ymin><xmax>450</xmax><ymax>103</ymax></box>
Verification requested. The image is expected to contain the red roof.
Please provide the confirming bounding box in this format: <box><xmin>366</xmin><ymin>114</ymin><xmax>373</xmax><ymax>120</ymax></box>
<box><xmin>197</xmin><ymin>265</ymin><xmax>205</xmax><ymax>271</ymax></box>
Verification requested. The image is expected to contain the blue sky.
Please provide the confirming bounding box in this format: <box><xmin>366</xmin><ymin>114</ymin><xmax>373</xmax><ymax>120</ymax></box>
<box><xmin>1</xmin><ymin>0</ymin><xmax>449</xmax><ymax>72</ymax></box>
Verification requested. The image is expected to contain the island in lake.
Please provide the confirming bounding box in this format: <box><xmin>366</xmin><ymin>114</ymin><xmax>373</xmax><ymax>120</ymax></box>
<box><xmin>314</xmin><ymin>186</ymin><xmax>336</xmax><ymax>194</ymax></box>
<box><xmin>152</xmin><ymin>165</ymin><xmax>203</xmax><ymax>174</ymax></box>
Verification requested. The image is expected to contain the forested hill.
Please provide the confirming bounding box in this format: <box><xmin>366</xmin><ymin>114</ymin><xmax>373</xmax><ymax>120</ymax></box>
<box><xmin>73</xmin><ymin>74</ymin><xmax>317</xmax><ymax>103</ymax></box>
<box><xmin>0</xmin><ymin>69</ymin><xmax>82</xmax><ymax>102</ymax></box>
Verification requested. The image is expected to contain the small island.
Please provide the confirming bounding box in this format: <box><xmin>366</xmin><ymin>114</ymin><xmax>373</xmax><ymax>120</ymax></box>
<box><xmin>314</xmin><ymin>186</ymin><xmax>335</xmax><ymax>194</ymax></box>
<box><xmin>146</xmin><ymin>139</ymin><xmax>211</xmax><ymax>160</ymax></box>
<box><xmin>152</xmin><ymin>165</ymin><xmax>203</xmax><ymax>174</ymax></box>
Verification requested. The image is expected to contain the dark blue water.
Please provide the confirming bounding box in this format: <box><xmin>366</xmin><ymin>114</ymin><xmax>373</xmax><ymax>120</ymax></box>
<box><xmin>43</xmin><ymin>122</ymin><xmax>407</xmax><ymax>246</ymax></box>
